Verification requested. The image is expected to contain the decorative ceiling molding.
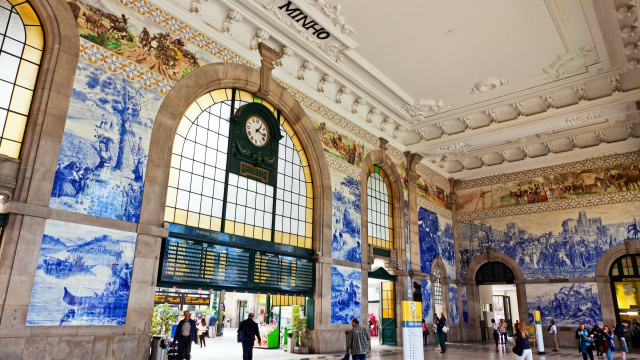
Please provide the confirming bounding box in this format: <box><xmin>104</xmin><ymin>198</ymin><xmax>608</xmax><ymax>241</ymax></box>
<box><xmin>470</xmin><ymin>78</ymin><xmax>511</xmax><ymax>94</ymax></box>
<box><xmin>302</xmin><ymin>0</ymin><xmax>355</xmax><ymax>36</ymax></box>
<box><xmin>221</xmin><ymin>10</ymin><xmax>243</xmax><ymax>33</ymax></box>
<box><xmin>543</xmin><ymin>46</ymin><xmax>599</xmax><ymax>79</ymax></box>
<box><xmin>615</xmin><ymin>0</ymin><xmax>640</xmax><ymax>69</ymax></box>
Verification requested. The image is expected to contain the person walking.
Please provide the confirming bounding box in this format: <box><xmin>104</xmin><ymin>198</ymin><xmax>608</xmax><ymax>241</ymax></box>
<box><xmin>614</xmin><ymin>320</ymin><xmax>629</xmax><ymax>360</ymax></box>
<box><xmin>603</xmin><ymin>325</ymin><xmax>615</xmax><ymax>360</ymax></box>
<box><xmin>345</xmin><ymin>317</ymin><xmax>370</xmax><ymax>360</ymax></box>
<box><xmin>436</xmin><ymin>312</ymin><xmax>448</xmax><ymax>354</ymax></box>
<box><xmin>422</xmin><ymin>319</ymin><xmax>430</xmax><ymax>347</ymax></box>
<box><xmin>548</xmin><ymin>319</ymin><xmax>559</xmax><ymax>351</ymax></box>
<box><xmin>577</xmin><ymin>323</ymin><xmax>595</xmax><ymax>360</ymax></box>
<box><xmin>197</xmin><ymin>318</ymin><xmax>207</xmax><ymax>348</ymax></box>
<box><xmin>590</xmin><ymin>324</ymin><xmax>604</xmax><ymax>356</ymax></box>
<box><xmin>513</xmin><ymin>322</ymin><xmax>533</xmax><ymax>360</ymax></box>
<box><xmin>173</xmin><ymin>310</ymin><xmax>198</xmax><ymax>360</ymax></box>
<box><xmin>238</xmin><ymin>312</ymin><xmax>261</xmax><ymax>360</ymax></box>
<box><xmin>498</xmin><ymin>319</ymin><xmax>508</xmax><ymax>345</ymax></box>
<box><xmin>491</xmin><ymin>319</ymin><xmax>499</xmax><ymax>347</ymax></box>
<box><xmin>208</xmin><ymin>313</ymin><xmax>218</xmax><ymax>338</ymax></box>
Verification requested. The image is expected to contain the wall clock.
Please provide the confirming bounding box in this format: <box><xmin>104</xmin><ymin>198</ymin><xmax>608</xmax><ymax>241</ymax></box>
<box><xmin>227</xmin><ymin>102</ymin><xmax>283</xmax><ymax>187</ymax></box>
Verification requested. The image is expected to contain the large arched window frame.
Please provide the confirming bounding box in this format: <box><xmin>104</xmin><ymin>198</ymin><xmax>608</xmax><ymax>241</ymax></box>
<box><xmin>164</xmin><ymin>89</ymin><xmax>313</xmax><ymax>249</ymax></box>
<box><xmin>0</xmin><ymin>0</ymin><xmax>43</xmax><ymax>158</ymax></box>
<box><xmin>366</xmin><ymin>165</ymin><xmax>393</xmax><ymax>250</ymax></box>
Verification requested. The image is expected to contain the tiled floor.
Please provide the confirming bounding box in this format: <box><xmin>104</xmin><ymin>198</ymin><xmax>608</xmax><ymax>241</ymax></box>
<box><xmin>189</xmin><ymin>329</ymin><xmax>640</xmax><ymax>360</ymax></box>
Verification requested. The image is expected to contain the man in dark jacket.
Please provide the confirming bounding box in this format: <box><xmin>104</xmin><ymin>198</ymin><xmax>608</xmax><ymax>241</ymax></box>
<box><xmin>238</xmin><ymin>312</ymin><xmax>261</xmax><ymax>360</ymax></box>
<box><xmin>615</xmin><ymin>320</ymin><xmax>629</xmax><ymax>360</ymax></box>
<box><xmin>173</xmin><ymin>310</ymin><xmax>198</xmax><ymax>360</ymax></box>
<box><xmin>436</xmin><ymin>312</ymin><xmax>447</xmax><ymax>354</ymax></box>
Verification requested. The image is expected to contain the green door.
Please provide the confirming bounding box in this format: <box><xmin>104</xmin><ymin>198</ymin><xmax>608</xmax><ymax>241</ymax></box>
<box><xmin>238</xmin><ymin>301</ymin><xmax>247</xmax><ymax>325</ymax></box>
<box><xmin>379</xmin><ymin>281</ymin><xmax>396</xmax><ymax>345</ymax></box>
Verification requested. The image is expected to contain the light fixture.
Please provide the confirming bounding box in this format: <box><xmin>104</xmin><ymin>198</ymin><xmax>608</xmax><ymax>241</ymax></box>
<box><xmin>626</xmin><ymin>311</ymin><xmax>638</xmax><ymax>316</ymax></box>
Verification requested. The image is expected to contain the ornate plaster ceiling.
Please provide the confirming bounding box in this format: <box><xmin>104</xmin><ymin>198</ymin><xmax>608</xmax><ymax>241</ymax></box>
<box><xmin>159</xmin><ymin>0</ymin><xmax>640</xmax><ymax>180</ymax></box>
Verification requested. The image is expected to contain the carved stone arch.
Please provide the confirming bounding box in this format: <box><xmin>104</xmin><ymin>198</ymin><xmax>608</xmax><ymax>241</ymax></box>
<box><xmin>466</xmin><ymin>249</ymin><xmax>525</xmax><ymax>281</ymax></box>
<box><xmin>594</xmin><ymin>239</ymin><xmax>640</xmax><ymax>327</ymax></box>
<box><xmin>463</xmin><ymin>249</ymin><xmax>528</xmax><ymax>340</ymax></box>
<box><xmin>0</xmin><ymin>0</ymin><xmax>80</xmax><ymax>327</ymax></box>
<box><xmin>360</xmin><ymin>148</ymin><xmax>406</xmax><ymax>269</ymax></box>
<box><xmin>360</xmin><ymin>147</ymin><xmax>407</xmax><ymax>346</ymax></box>
<box><xmin>141</xmin><ymin>62</ymin><xmax>332</xmax><ymax>254</ymax></box>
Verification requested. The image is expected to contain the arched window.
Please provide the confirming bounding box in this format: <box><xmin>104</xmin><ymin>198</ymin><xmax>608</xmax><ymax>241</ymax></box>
<box><xmin>434</xmin><ymin>267</ymin><xmax>442</xmax><ymax>305</ymax></box>
<box><xmin>610</xmin><ymin>254</ymin><xmax>640</xmax><ymax>278</ymax></box>
<box><xmin>367</xmin><ymin>165</ymin><xmax>393</xmax><ymax>249</ymax></box>
<box><xmin>0</xmin><ymin>0</ymin><xmax>43</xmax><ymax>158</ymax></box>
<box><xmin>164</xmin><ymin>89</ymin><xmax>313</xmax><ymax>249</ymax></box>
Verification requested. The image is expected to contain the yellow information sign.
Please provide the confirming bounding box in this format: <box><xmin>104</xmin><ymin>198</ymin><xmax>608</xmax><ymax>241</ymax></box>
<box><xmin>525</xmin><ymin>326</ymin><xmax>536</xmax><ymax>343</ymax></box>
<box><xmin>401</xmin><ymin>301</ymin><xmax>422</xmax><ymax>327</ymax></box>
<box><xmin>534</xmin><ymin>310</ymin><xmax>541</xmax><ymax>323</ymax></box>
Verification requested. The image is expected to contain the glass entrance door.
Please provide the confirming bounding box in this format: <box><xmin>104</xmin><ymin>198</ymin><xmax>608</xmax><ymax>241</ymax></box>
<box><xmin>379</xmin><ymin>281</ymin><xmax>396</xmax><ymax>345</ymax></box>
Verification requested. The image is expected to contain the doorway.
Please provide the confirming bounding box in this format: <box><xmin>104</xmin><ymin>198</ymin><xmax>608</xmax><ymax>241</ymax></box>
<box><xmin>368</xmin><ymin>266</ymin><xmax>397</xmax><ymax>346</ymax></box>
<box><xmin>475</xmin><ymin>261</ymin><xmax>518</xmax><ymax>338</ymax></box>
<box><xmin>610</xmin><ymin>254</ymin><xmax>640</xmax><ymax>351</ymax></box>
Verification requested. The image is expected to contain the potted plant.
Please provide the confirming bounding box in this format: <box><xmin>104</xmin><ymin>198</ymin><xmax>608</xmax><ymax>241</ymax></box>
<box><xmin>151</xmin><ymin>304</ymin><xmax>176</xmax><ymax>336</ymax></box>
<box><xmin>292</xmin><ymin>311</ymin><xmax>309</xmax><ymax>354</ymax></box>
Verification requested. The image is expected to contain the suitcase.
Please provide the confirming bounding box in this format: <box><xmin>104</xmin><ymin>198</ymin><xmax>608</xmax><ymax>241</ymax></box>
<box><xmin>167</xmin><ymin>339</ymin><xmax>179</xmax><ymax>360</ymax></box>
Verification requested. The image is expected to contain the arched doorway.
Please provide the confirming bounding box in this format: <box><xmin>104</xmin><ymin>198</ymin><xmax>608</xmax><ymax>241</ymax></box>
<box><xmin>368</xmin><ymin>265</ymin><xmax>396</xmax><ymax>345</ymax></box>
<box><xmin>609</xmin><ymin>254</ymin><xmax>640</xmax><ymax>324</ymax></box>
<box><xmin>465</xmin><ymin>250</ymin><xmax>528</xmax><ymax>342</ymax></box>
<box><xmin>475</xmin><ymin>262</ymin><xmax>518</xmax><ymax>336</ymax></box>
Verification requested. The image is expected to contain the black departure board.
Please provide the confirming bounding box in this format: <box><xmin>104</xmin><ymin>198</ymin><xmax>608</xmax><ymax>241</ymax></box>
<box><xmin>160</xmin><ymin>237</ymin><xmax>314</xmax><ymax>293</ymax></box>
<box><xmin>253</xmin><ymin>252</ymin><xmax>314</xmax><ymax>291</ymax></box>
<box><xmin>161</xmin><ymin>237</ymin><xmax>251</xmax><ymax>286</ymax></box>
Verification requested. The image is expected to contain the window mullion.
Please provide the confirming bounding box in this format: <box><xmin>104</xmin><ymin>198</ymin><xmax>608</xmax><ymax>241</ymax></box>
<box><xmin>220</xmin><ymin>89</ymin><xmax>236</xmax><ymax>234</ymax></box>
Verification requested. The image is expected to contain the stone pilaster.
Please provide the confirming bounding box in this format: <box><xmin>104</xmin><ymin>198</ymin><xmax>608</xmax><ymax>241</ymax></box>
<box><xmin>256</xmin><ymin>43</ymin><xmax>283</xmax><ymax>99</ymax></box>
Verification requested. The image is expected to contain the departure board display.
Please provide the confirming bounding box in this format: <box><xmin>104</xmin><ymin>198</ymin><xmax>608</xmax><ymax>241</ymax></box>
<box><xmin>253</xmin><ymin>252</ymin><xmax>314</xmax><ymax>292</ymax></box>
<box><xmin>161</xmin><ymin>237</ymin><xmax>251</xmax><ymax>287</ymax></box>
<box><xmin>160</xmin><ymin>237</ymin><xmax>314</xmax><ymax>293</ymax></box>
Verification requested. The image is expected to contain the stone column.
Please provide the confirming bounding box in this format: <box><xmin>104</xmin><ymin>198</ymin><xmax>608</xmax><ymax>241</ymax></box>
<box><xmin>404</xmin><ymin>152</ymin><xmax>424</xmax><ymax>278</ymax></box>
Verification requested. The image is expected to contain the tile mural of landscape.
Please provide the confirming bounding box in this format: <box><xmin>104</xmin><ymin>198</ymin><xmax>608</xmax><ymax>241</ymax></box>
<box><xmin>331</xmin><ymin>167</ymin><xmax>362</xmax><ymax>263</ymax></box>
<box><xmin>49</xmin><ymin>59</ymin><xmax>162</xmax><ymax>222</ymax></box>
<box><xmin>419</xmin><ymin>207</ymin><xmax>455</xmax><ymax>279</ymax></box>
<box><xmin>27</xmin><ymin>220</ymin><xmax>136</xmax><ymax>326</ymax></box>
<box><xmin>448</xmin><ymin>284</ymin><xmax>458</xmax><ymax>324</ymax></box>
<box><xmin>331</xmin><ymin>265</ymin><xmax>362</xmax><ymax>324</ymax></box>
<box><xmin>421</xmin><ymin>279</ymin><xmax>433</xmax><ymax>324</ymax></box>
<box><xmin>458</xmin><ymin>201</ymin><xmax>640</xmax><ymax>280</ymax></box>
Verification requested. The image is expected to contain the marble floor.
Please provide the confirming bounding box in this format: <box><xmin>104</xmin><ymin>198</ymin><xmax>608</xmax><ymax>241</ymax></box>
<box><xmin>188</xmin><ymin>329</ymin><xmax>640</xmax><ymax>360</ymax></box>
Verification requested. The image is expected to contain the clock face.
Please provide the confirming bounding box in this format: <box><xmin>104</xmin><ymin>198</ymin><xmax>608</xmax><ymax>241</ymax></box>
<box><xmin>245</xmin><ymin>116</ymin><xmax>269</xmax><ymax>147</ymax></box>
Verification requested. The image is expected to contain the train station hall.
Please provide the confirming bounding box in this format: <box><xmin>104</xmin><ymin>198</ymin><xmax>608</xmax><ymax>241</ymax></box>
<box><xmin>0</xmin><ymin>0</ymin><xmax>639</xmax><ymax>359</ymax></box>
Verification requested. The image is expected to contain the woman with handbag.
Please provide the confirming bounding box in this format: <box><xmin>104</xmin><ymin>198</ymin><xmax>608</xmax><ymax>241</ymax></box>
<box><xmin>421</xmin><ymin>319</ymin><xmax>430</xmax><ymax>347</ymax></box>
<box><xmin>603</xmin><ymin>325</ymin><xmax>615</xmax><ymax>360</ymax></box>
<box><xmin>512</xmin><ymin>322</ymin><xmax>532</xmax><ymax>360</ymax></box>
<box><xmin>578</xmin><ymin>323</ymin><xmax>595</xmax><ymax>360</ymax></box>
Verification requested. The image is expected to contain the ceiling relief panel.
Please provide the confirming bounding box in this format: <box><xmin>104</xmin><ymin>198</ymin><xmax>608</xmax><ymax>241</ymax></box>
<box><xmin>123</xmin><ymin>0</ymin><xmax>639</xmax><ymax>180</ymax></box>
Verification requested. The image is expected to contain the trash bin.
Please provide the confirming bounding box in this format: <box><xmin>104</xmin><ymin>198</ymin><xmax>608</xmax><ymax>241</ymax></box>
<box><xmin>287</xmin><ymin>333</ymin><xmax>295</xmax><ymax>353</ymax></box>
<box><xmin>151</xmin><ymin>335</ymin><xmax>167</xmax><ymax>360</ymax></box>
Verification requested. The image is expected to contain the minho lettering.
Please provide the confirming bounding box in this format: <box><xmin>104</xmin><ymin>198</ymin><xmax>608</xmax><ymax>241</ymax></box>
<box><xmin>278</xmin><ymin>1</ymin><xmax>331</xmax><ymax>40</ymax></box>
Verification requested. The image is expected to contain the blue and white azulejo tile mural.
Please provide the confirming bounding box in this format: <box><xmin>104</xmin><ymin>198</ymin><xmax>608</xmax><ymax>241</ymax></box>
<box><xmin>49</xmin><ymin>59</ymin><xmax>163</xmax><ymax>223</ymax></box>
<box><xmin>460</xmin><ymin>285</ymin><xmax>468</xmax><ymax>323</ymax></box>
<box><xmin>421</xmin><ymin>279</ymin><xmax>433</xmax><ymax>323</ymax></box>
<box><xmin>330</xmin><ymin>167</ymin><xmax>362</xmax><ymax>263</ymax></box>
<box><xmin>526</xmin><ymin>282</ymin><xmax>602</xmax><ymax>328</ymax></box>
<box><xmin>331</xmin><ymin>265</ymin><xmax>362</xmax><ymax>324</ymax></box>
<box><xmin>27</xmin><ymin>220</ymin><xmax>137</xmax><ymax>326</ymax></box>
<box><xmin>418</xmin><ymin>207</ymin><xmax>455</xmax><ymax>279</ymax></box>
<box><xmin>448</xmin><ymin>284</ymin><xmax>458</xmax><ymax>324</ymax></box>
<box><xmin>458</xmin><ymin>201</ymin><xmax>640</xmax><ymax>280</ymax></box>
